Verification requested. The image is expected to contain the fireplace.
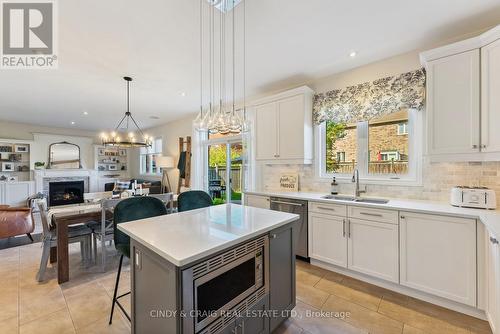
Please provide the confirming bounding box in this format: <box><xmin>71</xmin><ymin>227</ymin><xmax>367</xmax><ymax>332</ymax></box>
<box><xmin>49</xmin><ymin>181</ymin><xmax>85</xmax><ymax>207</ymax></box>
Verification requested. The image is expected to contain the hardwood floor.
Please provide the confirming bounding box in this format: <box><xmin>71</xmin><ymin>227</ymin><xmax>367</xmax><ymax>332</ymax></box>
<box><xmin>0</xmin><ymin>243</ymin><xmax>492</xmax><ymax>333</ymax></box>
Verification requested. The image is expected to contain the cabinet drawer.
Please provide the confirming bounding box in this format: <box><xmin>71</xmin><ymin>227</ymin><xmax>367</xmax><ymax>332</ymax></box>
<box><xmin>348</xmin><ymin>206</ymin><xmax>398</xmax><ymax>225</ymax></box>
<box><xmin>309</xmin><ymin>201</ymin><xmax>347</xmax><ymax>217</ymax></box>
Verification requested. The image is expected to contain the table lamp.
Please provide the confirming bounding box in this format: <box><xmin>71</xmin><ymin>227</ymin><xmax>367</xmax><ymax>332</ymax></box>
<box><xmin>156</xmin><ymin>156</ymin><xmax>175</xmax><ymax>193</ymax></box>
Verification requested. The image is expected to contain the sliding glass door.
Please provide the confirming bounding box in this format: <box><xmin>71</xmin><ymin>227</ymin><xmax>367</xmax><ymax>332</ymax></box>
<box><xmin>205</xmin><ymin>136</ymin><xmax>243</xmax><ymax>204</ymax></box>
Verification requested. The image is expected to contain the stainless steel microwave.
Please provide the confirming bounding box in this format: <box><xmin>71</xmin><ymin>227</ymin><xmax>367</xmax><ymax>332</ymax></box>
<box><xmin>181</xmin><ymin>235</ymin><xmax>269</xmax><ymax>333</ymax></box>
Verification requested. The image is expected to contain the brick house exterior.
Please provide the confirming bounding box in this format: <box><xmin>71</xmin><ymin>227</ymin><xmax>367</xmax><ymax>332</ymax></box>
<box><xmin>328</xmin><ymin>110</ymin><xmax>409</xmax><ymax>174</ymax></box>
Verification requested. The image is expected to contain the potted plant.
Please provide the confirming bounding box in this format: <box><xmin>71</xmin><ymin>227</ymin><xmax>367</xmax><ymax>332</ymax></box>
<box><xmin>34</xmin><ymin>162</ymin><xmax>45</xmax><ymax>170</ymax></box>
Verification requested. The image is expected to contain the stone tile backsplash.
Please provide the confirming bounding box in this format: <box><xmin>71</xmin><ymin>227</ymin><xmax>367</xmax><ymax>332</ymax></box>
<box><xmin>258</xmin><ymin>160</ymin><xmax>500</xmax><ymax>204</ymax></box>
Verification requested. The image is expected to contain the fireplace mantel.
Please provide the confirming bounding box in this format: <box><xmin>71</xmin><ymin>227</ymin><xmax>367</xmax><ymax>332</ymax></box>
<box><xmin>34</xmin><ymin>169</ymin><xmax>99</xmax><ymax>194</ymax></box>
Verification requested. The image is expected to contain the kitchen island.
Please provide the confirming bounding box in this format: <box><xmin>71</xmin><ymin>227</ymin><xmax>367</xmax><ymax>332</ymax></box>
<box><xmin>118</xmin><ymin>203</ymin><xmax>300</xmax><ymax>334</ymax></box>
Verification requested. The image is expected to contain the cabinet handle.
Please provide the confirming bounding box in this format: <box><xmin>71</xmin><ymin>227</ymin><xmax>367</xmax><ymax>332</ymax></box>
<box><xmin>270</xmin><ymin>200</ymin><xmax>303</xmax><ymax>207</ymax></box>
<box><xmin>481</xmin><ymin>145</ymin><xmax>487</xmax><ymax>149</ymax></box>
<box><xmin>359</xmin><ymin>212</ymin><xmax>383</xmax><ymax>217</ymax></box>
<box><xmin>348</xmin><ymin>219</ymin><xmax>351</xmax><ymax>238</ymax></box>
<box><xmin>472</xmin><ymin>144</ymin><xmax>478</xmax><ymax>149</ymax></box>
<box><xmin>239</xmin><ymin>322</ymin><xmax>245</xmax><ymax>334</ymax></box>
<box><xmin>271</xmin><ymin>234</ymin><xmax>277</xmax><ymax>239</ymax></box>
<box><xmin>491</xmin><ymin>237</ymin><xmax>499</xmax><ymax>245</ymax></box>
<box><xmin>400</xmin><ymin>215</ymin><xmax>405</xmax><ymax>220</ymax></box>
<box><xmin>342</xmin><ymin>219</ymin><xmax>346</xmax><ymax>237</ymax></box>
<box><xmin>317</xmin><ymin>206</ymin><xmax>336</xmax><ymax>211</ymax></box>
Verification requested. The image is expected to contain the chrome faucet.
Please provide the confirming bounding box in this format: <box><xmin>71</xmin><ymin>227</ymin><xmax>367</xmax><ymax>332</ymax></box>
<box><xmin>352</xmin><ymin>169</ymin><xmax>366</xmax><ymax>198</ymax></box>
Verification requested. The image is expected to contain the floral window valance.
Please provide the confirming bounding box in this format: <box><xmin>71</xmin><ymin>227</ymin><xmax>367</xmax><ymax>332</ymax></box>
<box><xmin>313</xmin><ymin>68</ymin><xmax>426</xmax><ymax>125</ymax></box>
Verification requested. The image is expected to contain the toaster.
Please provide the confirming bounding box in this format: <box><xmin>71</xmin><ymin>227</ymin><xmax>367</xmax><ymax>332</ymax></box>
<box><xmin>450</xmin><ymin>186</ymin><xmax>497</xmax><ymax>210</ymax></box>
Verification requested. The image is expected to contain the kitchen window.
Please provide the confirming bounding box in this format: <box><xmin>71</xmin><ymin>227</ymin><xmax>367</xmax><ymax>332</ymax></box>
<box><xmin>318</xmin><ymin>109</ymin><xmax>422</xmax><ymax>185</ymax></box>
<box><xmin>139</xmin><ymin>137</ymin><xmax>163</xmax><ymax>175</ymax></box>
<box><xmin>397</xmin><ymin>122</ymin><xmax>408</xmax><ymax>135</ymax></box>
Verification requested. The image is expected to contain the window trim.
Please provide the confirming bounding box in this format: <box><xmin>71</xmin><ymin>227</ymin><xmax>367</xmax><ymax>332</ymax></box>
<box><xmin>315</xmin><ymin>109</ymin><xmax>422</xmax><ymax>186</ymax></box>
<box><xmin>139</xmin><ymin>137</ymin><xmax>163</xmax><ymax>177</ymax></box>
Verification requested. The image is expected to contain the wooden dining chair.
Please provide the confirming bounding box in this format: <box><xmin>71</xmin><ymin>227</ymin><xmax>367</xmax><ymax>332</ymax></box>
<box><xmin>36</xmin><ymin>202</ymin><xmax>93</xmax><ymax>282</ymax></box>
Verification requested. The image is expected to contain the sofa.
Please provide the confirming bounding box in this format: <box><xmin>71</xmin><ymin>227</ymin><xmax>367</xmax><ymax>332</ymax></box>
<box><xmin>104</xmin><ymin>179</ymin><xmax>163</xmax><ymax>194</ymax></box>
<box><xmin>129</xmin><ymin>179</ymin><xmax>162</xmax><ymax>194</ymax></box>
<box><xmin>0</xmin><ymin>206</ymin><xmax>35</xmax><ymax>241</ymax></box>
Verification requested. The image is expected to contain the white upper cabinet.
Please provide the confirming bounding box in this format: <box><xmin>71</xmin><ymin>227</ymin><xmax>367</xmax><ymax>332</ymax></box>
<box><xmin>255</xmin><ymin>102</ymin><xmax>278</xmax><ymax>160</ymax></box>
<box><xmin>421</xmin><ymin>24</ymin><xmax>500</xmax><ymax>161</ymax></box>
<box><xmin>252</xmin><ymin>86</ymin><xmax>314</xmax><ymax>164</ymax></box>
<box><xmin>481</xmin><ymin>38</ymin><xmax>500</xmax><ymax>153</ymax></box>
<box><xmin>425</xmin><ymin>50</ymin><xmax>480</xmax><ymax>155</ymax></box>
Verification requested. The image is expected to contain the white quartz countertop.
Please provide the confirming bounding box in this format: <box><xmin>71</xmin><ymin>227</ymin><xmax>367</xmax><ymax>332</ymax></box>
<box><xmin>117</xmin><ymin>204</ymin><xmax>299</xmax><ymax>267</ymax></box>
<box><xmin>245</xmin><ymin>190</ymin><xmax>500</xmax><ymax>238</ymax></box>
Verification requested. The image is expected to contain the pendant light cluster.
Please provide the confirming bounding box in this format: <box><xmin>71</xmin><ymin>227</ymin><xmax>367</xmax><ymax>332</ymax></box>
<box><xmin>194</xmin><ymin>0</ymin><xmax>249</xmax><ymax>135</ymax></box>
<box><xmin>101</xmin><ymin>77</ymin><xmax>152</xmax><ymax>148</ymax></box>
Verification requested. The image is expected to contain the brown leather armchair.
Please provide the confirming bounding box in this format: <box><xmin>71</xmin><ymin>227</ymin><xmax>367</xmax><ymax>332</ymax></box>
<box><xmin>0</xmin><ymin>206</ymin><xmax>35</xmax><ymax>241</ymax></box>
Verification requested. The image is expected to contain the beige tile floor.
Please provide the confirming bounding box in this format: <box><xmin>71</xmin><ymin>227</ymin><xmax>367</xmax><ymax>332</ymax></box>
<box><xmin>0</xmin><ymin>242</ymin><xmax>493</xmax><ymax>334</ymax></box>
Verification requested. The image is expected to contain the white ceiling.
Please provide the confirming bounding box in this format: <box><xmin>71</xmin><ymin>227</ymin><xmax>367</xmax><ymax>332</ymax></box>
<box><xmin>1</xmin><ymin>0</ymin><xmax>500</xmax><ymax>131</ymax></box>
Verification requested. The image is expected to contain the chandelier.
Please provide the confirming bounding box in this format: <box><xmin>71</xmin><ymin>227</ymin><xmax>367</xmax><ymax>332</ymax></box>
<box><xmin>100</xmin><ymin>77</ymin><xmax>152</xmax><ymax>148</ymax></box>
<box><xmin>194</xmin><ymin>0</ymin><xmax>249</xmax><ymax>135</ymax></box>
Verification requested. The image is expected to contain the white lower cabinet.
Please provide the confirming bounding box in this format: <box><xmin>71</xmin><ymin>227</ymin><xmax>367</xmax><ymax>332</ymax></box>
<box><xmin>486</xmin><ymin>229</ymin><xmax>500</xmax><ymax>333</ymax></box>
<box><xmin>347</xmin><ymin>218</ymin><xmax>399</xmax><ymax>283</ymax></box>
<box><xmin>244</xmin><ymin>194</ymin><xmax>270</xmax><ymax>209</ymax></box>
<box><xmin>309</xmin><ymin>212</ymin><xmax>347</xmax><ymax>267</ymax></box>
<box><xmin>400</xmin><ymin>212</ymin><xmax>477</xmax><ymax>306</ymax></box>
<box><xmin>308</xmin><ymin>205</ymin><xmax>398</xmax><ymax>283</ymax></box>
<box><xmin>0</xmin><ymin>181</ymin><xmax>34</xmax><ymax>206</ymax></box>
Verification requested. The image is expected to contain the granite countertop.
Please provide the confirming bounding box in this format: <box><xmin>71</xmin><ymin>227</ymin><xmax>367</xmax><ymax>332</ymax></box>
<box><xmin>117</xmin><ymin>203</ymin><xmax>299</xmax><ymax>267</ymax></box>
<box><xmin>245</xmin><ymin>190</ymin><xmax>500</xmax><ymax>238</ymax></box>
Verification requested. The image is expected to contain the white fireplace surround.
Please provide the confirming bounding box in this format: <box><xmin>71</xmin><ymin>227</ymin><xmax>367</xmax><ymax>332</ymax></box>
<box><xmin>34</xmin><ymin>169</ymin><xmax>99</xmax><ymax>195</ymax></box>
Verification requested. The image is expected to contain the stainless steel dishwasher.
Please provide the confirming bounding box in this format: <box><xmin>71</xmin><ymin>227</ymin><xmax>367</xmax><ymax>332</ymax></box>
<box><xmin>270</xmin><ymin>197</ymin><xmax>308</xmax><ymax>259</ymax></box>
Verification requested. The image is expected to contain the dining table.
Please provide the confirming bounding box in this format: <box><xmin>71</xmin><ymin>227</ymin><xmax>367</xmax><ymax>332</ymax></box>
<box><xmin>48</xmin><ymin>192</ymin><xmax>174</xmax><ymax>284</ymax></box>
<box><xmin>49</xmin><ymin>205</ymin><xmax>110</xmax><ymax>284</ymax></box>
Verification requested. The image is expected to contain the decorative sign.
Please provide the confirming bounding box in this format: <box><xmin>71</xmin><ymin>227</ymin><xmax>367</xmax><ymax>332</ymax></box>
<box><xmin>279</xmin><ymin>174</ymin><xmax>299</xmax><ymax>192</ymax></box>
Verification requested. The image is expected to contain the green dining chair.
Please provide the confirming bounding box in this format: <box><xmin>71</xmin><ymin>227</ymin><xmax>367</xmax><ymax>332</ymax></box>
<box><xmin>109</xmin><ymin>196</ymin><xmax>167</xmax><ymax>325</ymax></box>
<box><xmin>177</xmin><ymin>190</ymin><xmax>213</xmax><ymax>212</ymax></box>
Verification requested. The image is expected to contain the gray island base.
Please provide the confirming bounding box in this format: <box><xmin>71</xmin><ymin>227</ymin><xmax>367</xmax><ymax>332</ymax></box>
<box><xmin>118</xmin><ymin>204</ymin><xmax>300</xmax><ymax>334</ymax></box>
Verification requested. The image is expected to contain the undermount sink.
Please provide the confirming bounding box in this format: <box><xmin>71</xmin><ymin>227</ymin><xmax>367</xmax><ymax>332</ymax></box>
<box><xmin>321</xmin><ymin>195</ymin><xmax>389</xmax><ymax>204</ymax></box>
<box><xmin>354</xmin><ymin>198</ymin><xmax>389</xmax><ymax>204</ymax></box>
<box><xmin>321</xmin><ymin>195</ymin><xmax>356</xmax><ymax>201</ymax></box>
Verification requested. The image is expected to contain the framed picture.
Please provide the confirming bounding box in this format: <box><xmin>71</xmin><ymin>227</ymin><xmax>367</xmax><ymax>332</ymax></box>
<box><xmin>98</xmin><ymin>148</ymin><xmax>105</xmax><ymax>156</ymax></box>
<box><xmin>14</xmin><ymin>144</ymin><xmax>29</xmax><ymax>153</ymax></box>
<box><xmin>108</xmin><ymin>165</ymin><xmax>118</xmax><ymax>171</ymax></box>
<box><xmin>2</xmin><ymin>162</ymin><xmax>14</xmax><ymax>172</ymax></box>
<box><xmin>0</xmin><ymin>145</ymin><xmax>12</xmax><ymax>152</ymax></box>
<box><xmin>0</xmin><ymin>152</ymin><xmax>8</xmax><ymax>160</ymax></box>
<box><xmin>279</xmin><ymin>174</ymin><xmax>299</xmax><ymax>192</ymax></box>
<box><xmin>119</xmin><ymin>149</ymin><xmax>127</xmax><ymax>156</ymax></box>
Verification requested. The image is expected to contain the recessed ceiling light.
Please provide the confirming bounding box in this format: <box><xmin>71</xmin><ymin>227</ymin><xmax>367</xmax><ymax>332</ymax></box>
<box><xmin>150</xmin><ymin>116</ymin><xmax>160</xmax><ymax>120</ymax></box>
<box><xmin>349</xmin><ymin>51</ymin><xmax>357</xmax><ymax>58</ymax></box>
<box><xmin>83</xmin><ymin>111</ymin><xmax>88</xmax><ymax>115</ymax></box>
<box><xmin>71</xmin><ymin>121</ymin><xmax>75</xmax><ymax>125</ymax></box>
<box><xmin>180</xmin><ymin>92</ymin><xmax>186</xmax><ymax>97</ymax></box>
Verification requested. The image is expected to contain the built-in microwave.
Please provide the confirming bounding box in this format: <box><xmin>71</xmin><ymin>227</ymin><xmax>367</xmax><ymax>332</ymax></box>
<box><xmin>182</xmin><ymin>235</ymin><xmax>269</xmax><ymax>333</ymax></box>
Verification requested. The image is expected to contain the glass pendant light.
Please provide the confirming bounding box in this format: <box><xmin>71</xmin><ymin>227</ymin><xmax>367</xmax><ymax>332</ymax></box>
<box><xmin>194</xmin><ymin>0</ymin><xmax>248</xmax><ymax>135</ymax></box>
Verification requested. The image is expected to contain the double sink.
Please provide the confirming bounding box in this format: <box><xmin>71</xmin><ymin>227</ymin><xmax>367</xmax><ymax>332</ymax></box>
<box><xmin>321</xmin><ymin>194</ymin><xmax>389</xmax><ymax>204</ymax></box>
